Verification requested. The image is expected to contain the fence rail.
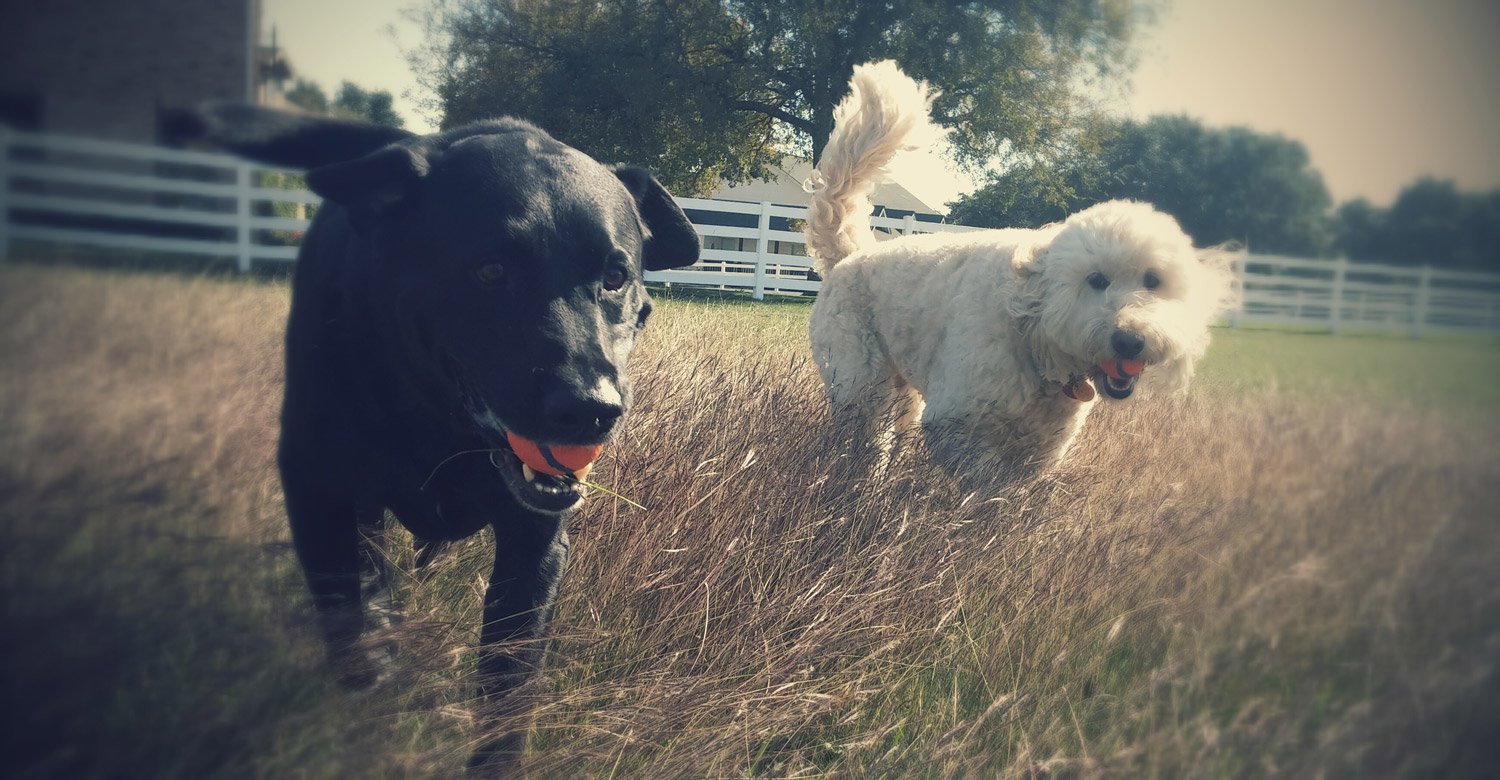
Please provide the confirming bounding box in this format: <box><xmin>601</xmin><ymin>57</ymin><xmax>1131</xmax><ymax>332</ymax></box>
<box><xmin>3</xmin><ymin>127</ymin><xmax>1498</xmax><ymax>337</ymax></box>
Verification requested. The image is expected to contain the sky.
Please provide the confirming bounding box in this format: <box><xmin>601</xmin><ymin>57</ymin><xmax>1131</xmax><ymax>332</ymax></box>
<box><xmin>264</xmin><ymin>0</ymin><xmax>1500</xmax><ymax>210</ymax></box>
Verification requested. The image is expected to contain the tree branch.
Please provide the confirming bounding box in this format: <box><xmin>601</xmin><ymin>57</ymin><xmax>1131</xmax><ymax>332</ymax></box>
<box><xmin>732</xmin><ymin>100</ymin><xmax>813</xmax><ymax>136</ymax></box>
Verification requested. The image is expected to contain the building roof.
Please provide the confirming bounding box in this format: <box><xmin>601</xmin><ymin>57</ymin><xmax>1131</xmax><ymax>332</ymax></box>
<box><xmin>707</xmin><ymin>159</ymin><xmax>943</xmax><ymax>217</ymax></box>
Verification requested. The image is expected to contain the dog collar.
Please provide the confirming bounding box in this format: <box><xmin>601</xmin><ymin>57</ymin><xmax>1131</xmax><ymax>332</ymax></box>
<box><xmin>1062</xmin><ymin>376</ymin><xmax>1095</xmax><ymax>402</ymax></box>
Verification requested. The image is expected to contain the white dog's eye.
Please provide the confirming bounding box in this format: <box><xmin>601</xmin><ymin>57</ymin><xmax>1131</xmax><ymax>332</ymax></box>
<box><xmin>1087</xmin><ymin>272</ymin><xmax>1110</xmax><ymax>291</ymax></box>
<box><xmin>1143</xmin><ymin>271</ymin><xmax>1161</xmax><ymax>290</ymax></box>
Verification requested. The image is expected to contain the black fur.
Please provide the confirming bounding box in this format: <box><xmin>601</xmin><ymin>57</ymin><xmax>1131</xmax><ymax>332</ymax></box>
<box><xmin>165</xmin><ymin>104</ymin><xmax>698</xmax><ymax>770</ymax></box>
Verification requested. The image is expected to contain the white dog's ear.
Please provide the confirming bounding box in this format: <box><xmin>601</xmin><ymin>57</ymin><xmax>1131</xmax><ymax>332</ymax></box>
<box><xmin>1005</xmin><ymin>235</ymin><xmax>1049</xmax><ymax>323</ymax></box>
<box><xmin>1011</xmin><ymin>238</ymin><xmax>1046</xmax><ymax>277</ymax></box>
<box><xmin>1010</xmin><ymin>223</ymin><xmax>1065</xmax><ymax>278</ymax></box>
<box><xmin>1196</xmin><ymin>243</ymin><xmax>1244</xmax><ymax>316</ymax></box>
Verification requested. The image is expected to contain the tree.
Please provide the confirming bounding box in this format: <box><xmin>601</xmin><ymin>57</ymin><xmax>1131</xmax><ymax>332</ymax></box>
<box><xmin>949</xmin><ymin>115</ymin><xmax>1335</xmax><ymax>256</ymax></box>
<box><xmin>418</xmin><ymin>0</ymin><xmax>1145</xmax><ymax>194</ymax></box>
<box><xmin>426</xmin><ymin>0</ymin><xmax>774</xmax><ymax>195</ymax></box>
<box><xmin>284</xmin><ymin>78</ymin><xmax>329</xmax><ymax>114</ymax></box>
<box><xmin>1383</xmin><ymin>178</ymin><xmax>1468</xmax><ymax>268</ymax></box>
<box><xmin>283</xmin><ymin>77</ymin><xmax>405</xmax><ymax>128</ymax></box>
<box><xmin>1335</xmin><ymin>179</ymin><xmax>1500</xmax><ymax>271</ymax></box>
<box><xmin>723</xmin><ymin>0</ymin><xmax>1140</xmax><ymax>165</ymax></box>
<box><xmin>331</xmin><ymin>81</ymin><xmax>406</xmax><ymax>129</ymax></box>
<box><xmin>1332</xmin><ymin>198</ymin><xmax>1386</xmax><ymax>262</ymax></box>
<box><xmin>1455</xmin><ymin>191</ymin><xmax>1500</xmax><ymax>271</ymax></box>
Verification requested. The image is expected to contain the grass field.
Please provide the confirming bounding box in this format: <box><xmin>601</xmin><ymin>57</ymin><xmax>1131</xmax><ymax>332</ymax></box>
<box><xmin>3</xmin><ymin>261</ymin><xmax>1499</xmax><ymax>778</ymax></box>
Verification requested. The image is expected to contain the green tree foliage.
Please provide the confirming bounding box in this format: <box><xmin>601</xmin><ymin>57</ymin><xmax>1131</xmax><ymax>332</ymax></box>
<box><xmin>283</xmin><ymin>78</ymin><xmax>405</xmax><ymax>129</ymax></box>
<box><xmin>1334</xmin><ymin>179</ymin><xmax>1500</xmax><ymax>271</ymax></box>
<box><xmin>948</xmin><ymin>115</ymin><xmax>1335</xmax><ymax>256</ymax></box>
<box><xmin>427</xmin><ymin>0</ymin><xmax>772</xmax><ymax>195</ymax></box>
<box><xmin>1332</xmin><ymin>198</ymin><xmax>1385</xmax><ymax>262</ymax></box>
<box><xmin>283</xmin><ymin>79</ymin><xmax>329</xmax><ymax>114</ymax></box>
<box><xmin>419</xmin><ymin>0</ymin><xmax>1143</xmax><ymax>195</ymax></box>
<box><xmin>331</xmin><ymin>82</ymin><xmax>406</xmax><ymax>129</ymax></box>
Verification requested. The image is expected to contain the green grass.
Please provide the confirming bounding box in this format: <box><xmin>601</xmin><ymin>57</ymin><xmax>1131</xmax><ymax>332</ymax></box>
<box><xmin>1198</xmin><ymin>328</ymin><xmax>1500</xmax><ymax>412</ymax></box>
<box><xmin>649</xmin><ymin>285</ymin><xmax>816</xmax><ymax>358</ymax></box>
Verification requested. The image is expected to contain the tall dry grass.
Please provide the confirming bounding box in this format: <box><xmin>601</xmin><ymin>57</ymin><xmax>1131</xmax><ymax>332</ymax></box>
<box><xmin>2</xmin><ymin>262</ymin><xmax>1497</xmax><ymax>778</ymax></box>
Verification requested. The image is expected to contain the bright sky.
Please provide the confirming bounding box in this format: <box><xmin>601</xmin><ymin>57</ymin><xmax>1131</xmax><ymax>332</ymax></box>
<box><xmin>265</xmin><ymin>0</ymin><xmax>1500</xmax><ymax>210</ymax></box>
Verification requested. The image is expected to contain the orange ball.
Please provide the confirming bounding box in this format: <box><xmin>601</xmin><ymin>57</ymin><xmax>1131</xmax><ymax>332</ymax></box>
<box><xmin>1100</xmin><ymin>359</ymin><xmax>1146</xmax><ymax>380</ymax></box>
<box><xmin>505</xmin><ymin>432</ymin><xmax>604</xmax><ymax>478</ymax></box>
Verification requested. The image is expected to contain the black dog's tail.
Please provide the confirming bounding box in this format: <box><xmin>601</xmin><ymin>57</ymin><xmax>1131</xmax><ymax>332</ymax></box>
<box><xmin>160</xmin><ymin>102</ymin><xmax>416</xmax><ymax>170</ymax></box>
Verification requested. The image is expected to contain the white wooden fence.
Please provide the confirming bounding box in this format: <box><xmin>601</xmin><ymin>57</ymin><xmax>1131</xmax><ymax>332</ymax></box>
<box><xmin>1231</xmin><ymin>254</ymin><xmax>1500</xmax><ymax>336</ymax></box>
<box><xmin>3</xmin><ymin>127</ymin><xmax>1498</xmax><ymax>337</ymax></box>
<box><xmin>661</xmin><ymin>195</ymin><xmax>972</xmax><ymax>297</ymax></box>
<box><xmin>0</xmin><ymin>127</ymin><xmax>316</xmax><ymax>270</ymax></box>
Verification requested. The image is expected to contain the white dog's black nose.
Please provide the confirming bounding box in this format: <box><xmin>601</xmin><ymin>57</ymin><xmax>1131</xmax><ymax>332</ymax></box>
<box><xmin>1110</xmin><ymin>330</ymin><xmax>1146</xmax><ymax>358</ymax></box>
<box><xmin>543</xmin><ymin>386</ymin><xmax>623</xmax><ymax>440</ymax></box>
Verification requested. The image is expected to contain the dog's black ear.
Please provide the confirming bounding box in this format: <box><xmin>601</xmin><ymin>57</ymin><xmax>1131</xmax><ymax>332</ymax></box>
<box><xmin>160</xmin><ymin>102</ymin><xmax>416</xmax><ymax>170</ymax></box>
<box><xmin>614</xmin><ymin>167</ymin><xmax>700</xmax><ymax>270</ymax></box>
<box><xmin>305</xmin><ymin>144</ymin><xmax>430</xmax><ymax>214</ymax></box>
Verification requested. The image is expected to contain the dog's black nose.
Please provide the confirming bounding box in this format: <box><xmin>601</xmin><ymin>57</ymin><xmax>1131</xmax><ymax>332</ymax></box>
<box><xmin>1110</xmin><ymin>330</ymin><xmax>1146</xmax><ymax>358</ymax></box>
<box><xmin>543</xmin><ymin>387</ymin><xmax>623</xmax><ymax>440</ymax></box>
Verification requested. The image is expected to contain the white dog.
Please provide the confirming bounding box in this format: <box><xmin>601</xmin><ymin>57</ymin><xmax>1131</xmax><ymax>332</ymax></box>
<box><xmin>806</xmin><ymin>61</ymin><xmax>1233</xmax><ymax>482</ymax></box>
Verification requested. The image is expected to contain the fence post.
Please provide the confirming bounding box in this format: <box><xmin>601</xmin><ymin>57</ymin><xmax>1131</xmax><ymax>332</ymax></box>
<box><xmin>752</xmin><ymin>200</ymin><xmax>771</xmax><ymax>300</ymax></box>
<box><xmin>235</xmin><ymin>162</ymin><xmax>254</xmax><ymax>272</ymax></box>
<box><xmin>902</xmin><ymin>214</ymin><xmax>916</xmax><ymax>235</ymax></box>
<box><xmin>1412</xmin><ymin>265</ymin><xmax>1432</xmax><ymax>339</ymax></box>
<box><xmin>0</xmin><ymin>126</ymin><xmax>10</xmax><ymax>263</ymax></box>
<box><xmin>1230</xmin><ymin>254</ymin><xmax>1246</xmax><ymax>328</ymax></box>
<box><xmin>1329</xmin><ymin>256</ymin><xmax>1348</xmax><ymax>334</ymax></box>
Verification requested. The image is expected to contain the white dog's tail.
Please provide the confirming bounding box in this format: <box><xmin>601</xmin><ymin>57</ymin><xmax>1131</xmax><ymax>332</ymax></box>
<box><xmin>805</xmin><ymin>61</ymin><xmax>937</xmax><ymax>277</ymax></box>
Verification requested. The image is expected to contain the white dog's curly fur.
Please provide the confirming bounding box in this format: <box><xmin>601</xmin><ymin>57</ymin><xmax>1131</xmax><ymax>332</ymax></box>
<box><xmin>806</xmin><ymin>61</ymin><xmax>1234</xmax><ymax>482</ymax></box>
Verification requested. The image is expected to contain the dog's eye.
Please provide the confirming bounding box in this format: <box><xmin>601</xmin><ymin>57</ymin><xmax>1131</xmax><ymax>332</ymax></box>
<box><xmin>1086</xmin><ymin>272</ymin><xmax>1110</xmax><ymax>291</ymax></box>
<box><xmin>476</xmin><ymin>263</ymin><xmax>508</xmax><ymax>287</ymax></box>
<box><xmin>602</xmin><ymin>265</ymin><xmax>628</xmax><ymax>292</ymax></box>
<box><xmin>1143</xmin><ymin>271</ymin><xmax>1161</xmax><ymax>290</ymax></box>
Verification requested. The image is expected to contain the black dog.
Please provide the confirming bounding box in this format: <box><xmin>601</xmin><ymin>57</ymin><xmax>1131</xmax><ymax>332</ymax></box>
<box><xmin>166</xmin><ymin>105</ymin><xmax>698</xmax><ymax>768</ymax></box>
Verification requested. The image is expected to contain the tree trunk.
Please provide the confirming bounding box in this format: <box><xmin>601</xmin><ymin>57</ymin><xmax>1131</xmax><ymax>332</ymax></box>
<box><xmin>809</xmin><ymin>103</ymin><xmax>837</xmax><ymax>165</ymax></box>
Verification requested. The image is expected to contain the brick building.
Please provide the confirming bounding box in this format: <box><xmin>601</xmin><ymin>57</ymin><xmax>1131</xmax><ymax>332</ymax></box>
<box><xmin>0</xmin><ymin>0</ymin><xmax>269</xmax><ymax>142</ymax></box>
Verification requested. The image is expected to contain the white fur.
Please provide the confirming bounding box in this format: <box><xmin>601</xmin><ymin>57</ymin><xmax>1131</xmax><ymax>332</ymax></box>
<box><xmin>806</xmin><ymin>62</ymin><xmax>1235</xmax><ymax>482</ymax></box>
<box><xmin>804</xmin><ymin>60</ymin><xmax>938</xmax><ymax>275</ymax></box>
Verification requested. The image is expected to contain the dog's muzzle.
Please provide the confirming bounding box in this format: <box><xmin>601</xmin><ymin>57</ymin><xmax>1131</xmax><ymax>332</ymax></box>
<box><xmin>490</xmin><ymin>445</ymin><xmax>588</xmax><ymax>514</ymax></box>
<box><xmin>1096</xmin><ymin>358</ymin><xmax>1145</xmax><ymax>400</ymax></box>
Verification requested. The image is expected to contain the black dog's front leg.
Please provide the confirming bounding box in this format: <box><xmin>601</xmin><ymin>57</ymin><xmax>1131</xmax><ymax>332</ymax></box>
<box><xmin>282</xmin><ymin>472</ymin><xmax>379</xmax><ymax>688</ymax></box>
<box><xmin>467</xmin><ymin>519</ymin><xmax>569</xmax><ymax>774</ymax></box>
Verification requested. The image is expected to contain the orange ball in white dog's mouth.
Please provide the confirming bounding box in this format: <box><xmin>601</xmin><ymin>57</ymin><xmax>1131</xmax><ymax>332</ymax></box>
<box><xmin>1100</xmin><ymin>358</ymin><xmax>1146</xmax><ymax>380</ymax></box>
